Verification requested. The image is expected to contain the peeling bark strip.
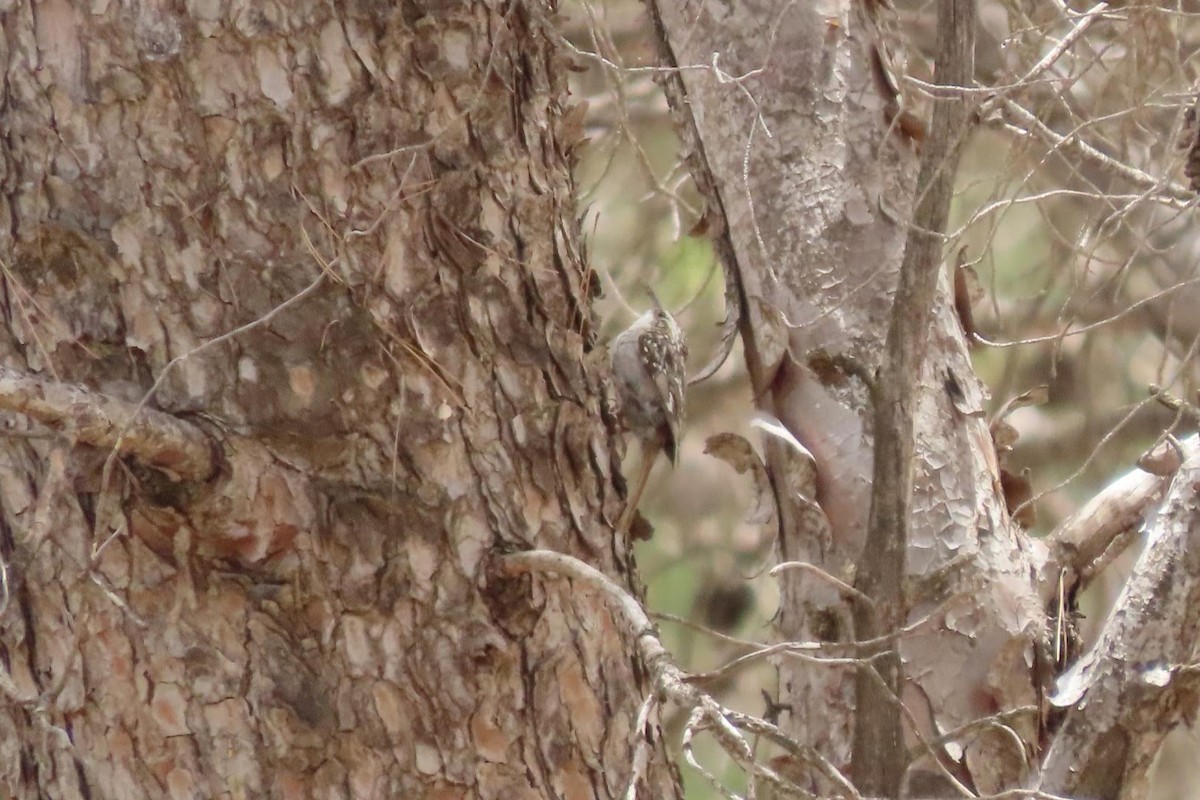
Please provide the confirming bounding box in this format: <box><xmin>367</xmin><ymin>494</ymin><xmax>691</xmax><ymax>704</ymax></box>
<box><xmin>851</xmin><ymin>0</ymin><xmax>977</xmax><ymax>793</ymax></box>
<box><xmin>0</xmin><ymin>2</ymin><xmax>679</xmax><ymax>798</ymax></box>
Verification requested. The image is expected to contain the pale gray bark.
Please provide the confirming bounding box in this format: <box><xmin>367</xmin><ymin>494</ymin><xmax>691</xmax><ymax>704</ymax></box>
<box><xmin>649</xmin><ymin>0</ymin><xmax>1044</xmax><ymax>793</ymax></box>
<box><xmin>0</xmin><ymin>3</ymin><xmax>680</xmax><ymax>799</ymax></box>
<box><xmin>1041</xmin><ymin>439</ymin><xmax>1200</xmax><ymax>800</ymax></box>
<box><xmin>851</xmin><ymin>0</ymin><xmax>976</xmax><ymax>792</ymax></box>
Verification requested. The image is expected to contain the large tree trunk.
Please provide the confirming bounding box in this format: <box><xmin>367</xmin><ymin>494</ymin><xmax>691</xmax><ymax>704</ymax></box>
<box><xmin>0</xmin><ymin>3</ymin><xmax>680</xmax><ymax>799</ymax></box>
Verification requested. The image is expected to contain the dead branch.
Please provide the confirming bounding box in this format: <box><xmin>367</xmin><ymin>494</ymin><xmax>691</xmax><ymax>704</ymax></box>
<box><xmin>1040</xmin><ymin>450</ymin><xmax>1200</xmax><ymax>797</ymax></box>
<box><xmin>500</xmin><ymin>549</ymin><xmax>856</xmax><ymax>799</ymax></box>
<box><xmin>0</xmin><ymin>365</ymin><xmax>217</xmax><ymax>482</ymax></box>
<box><xmin>996</xmin><ymin>98</ymin><xmax>1193</xmax><ymax>206</ymax></box>
<box><xmin>1039</xmin><ymin>435</ymin><xmax>1197</xmax><ymax>603</ymax></box>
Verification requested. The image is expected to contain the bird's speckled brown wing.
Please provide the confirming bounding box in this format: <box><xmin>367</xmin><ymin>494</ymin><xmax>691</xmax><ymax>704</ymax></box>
<box><xmin>638</xmin><ymin>314</ymin><xmax>687</xmax><ymax>462</ymax></box>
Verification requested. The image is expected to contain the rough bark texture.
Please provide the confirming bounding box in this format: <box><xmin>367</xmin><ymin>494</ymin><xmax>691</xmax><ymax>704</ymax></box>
<box><xmin>851</xmin><ymin>0</ymin><xmax>976</xmax><ymax>792</ymax></box>
<box><xmin>1041</xmin><ymin>440</ymin><xmax>1200</xmax><ymax>800</ymax></box>
<box><xmin>649</xmin><ymin>0</ymin><xmax>1044</xmax><ymax>793</ymax></box>
<box><xmin>0</xmin><ymin>3</ymin><xmax>680</xmax><ymax>799</ymax></box>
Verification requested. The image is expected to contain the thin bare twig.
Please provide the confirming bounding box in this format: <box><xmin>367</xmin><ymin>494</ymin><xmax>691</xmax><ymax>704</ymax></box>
<box><xmin>770</xmin><ymin>561</ymin><xmax>875</xmax><ymax>611</ymax></box>
<box><xmin>500</xmin><ymin>549</ymin><xmax>840</xmax><ymax>798</ymax></box>
<box><xmin>997</xmin><ymin>99</ymin><xmax>1193</xmax><ymax>204</ymax></box>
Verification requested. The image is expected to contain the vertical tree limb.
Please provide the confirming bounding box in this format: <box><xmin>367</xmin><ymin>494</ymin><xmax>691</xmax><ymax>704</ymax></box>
<box><xmin>645</xmin><ymin>0</ymin><xmax>1038</xmax><ymax>791</ymax></box>
<box><xmin>851</xmin><ymin>0</ymin><xmax>976</xmax><ymax>794</ymax></box>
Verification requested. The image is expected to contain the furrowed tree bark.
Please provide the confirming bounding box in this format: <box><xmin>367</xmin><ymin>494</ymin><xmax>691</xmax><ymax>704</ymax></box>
<box><xmin>0</xmin><ymin>3</ymin><xmax>681</xmax><ymax>799</ymax></box>
<box><xmin>851</xmin><ymin>0</ymin><xmax>976</xmax><ymax>793</ymax></box>
<box><xmin>650</xmin><ymin>0</ymin><xmax>1043</xmax><ymax>794</ymax></box>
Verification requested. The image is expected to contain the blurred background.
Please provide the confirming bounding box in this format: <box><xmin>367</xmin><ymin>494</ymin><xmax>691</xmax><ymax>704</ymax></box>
<box><xmin>562</xmin><ymin>0</ymin><xmax>1200</xmax><ymax>795</ymax></box>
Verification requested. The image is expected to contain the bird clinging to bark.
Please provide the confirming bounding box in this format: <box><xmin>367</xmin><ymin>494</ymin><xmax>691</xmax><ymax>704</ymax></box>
<box><xmin>609</xmin><ymin>291</ymin><xmax>687</xmax><ymax>535</ymax></box>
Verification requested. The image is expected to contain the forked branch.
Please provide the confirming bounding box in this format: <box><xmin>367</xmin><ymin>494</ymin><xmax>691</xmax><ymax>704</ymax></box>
<box><xmin>1041</xmin><ymin>451</ymin><xmax>1200</xmax><ymax>796</ymax></box>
